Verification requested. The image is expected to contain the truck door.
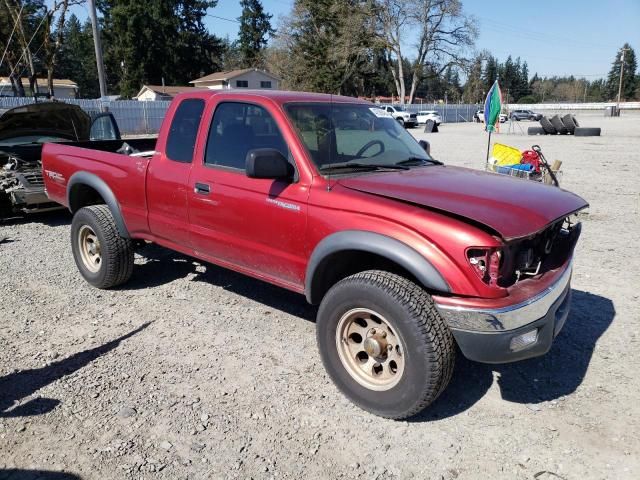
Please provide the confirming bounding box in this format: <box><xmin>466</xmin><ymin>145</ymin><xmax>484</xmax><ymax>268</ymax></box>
<box><xmin>188</xmin><ymin>100</ymin><xmax>308</xmax><ymax>289</ymax></box>
<box><xmin>146</xmin><ymin>98</ymin><xmax>205</xmax><ymax>246</ymax></box>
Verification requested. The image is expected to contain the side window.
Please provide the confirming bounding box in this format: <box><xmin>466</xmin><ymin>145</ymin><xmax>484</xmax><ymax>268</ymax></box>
<box><xmin>260</xmin><ymin>81</ymin><xmax>272</xmax><ymax>88</ymax></box>
<box><xmin>236</xmin><ymin>80</ymin><xmax>248</xmax><ymax>88</ymax></box>
<box><xmin>166</xmin><ymin>98</ymin><xmax>205</xmax><ymax>163</ymax></box>
<box><xmin>205</xmin><ymin>102</ymin><xmax>289</xmax><ymax>170</ymax></box>
<box><xmin>90</xmin><ymin>114</ymin><xmax>119</xmax><ymax>140</ymax></box>
<box><xmin>386</xmin><ymin>107</ymin><xmax>393</xmax><ymax>113</ymax></box>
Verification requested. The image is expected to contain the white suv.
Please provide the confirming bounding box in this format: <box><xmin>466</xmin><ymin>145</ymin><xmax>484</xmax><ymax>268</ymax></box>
<box><xmin>383</xmin><ymin>106</ymin><xmax>418</xmax><ymax>128</ymax></box>
<box><xmin>417</xmin><ymin>110</ymin><xmax>442</xmax><ymax>125</ymax></box>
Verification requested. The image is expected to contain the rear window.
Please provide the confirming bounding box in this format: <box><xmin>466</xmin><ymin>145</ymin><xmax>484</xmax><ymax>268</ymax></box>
<box><xmin>166</xmin><ymin>98</ymin><xmax>205</xmax><ymax>163</ymax></box>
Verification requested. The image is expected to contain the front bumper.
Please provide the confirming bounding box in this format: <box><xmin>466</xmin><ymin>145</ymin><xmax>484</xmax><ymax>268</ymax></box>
<box><xmin>435</xmin><ymin>261</ymin><xmax>573</xmax><ymax>363</ymax></box>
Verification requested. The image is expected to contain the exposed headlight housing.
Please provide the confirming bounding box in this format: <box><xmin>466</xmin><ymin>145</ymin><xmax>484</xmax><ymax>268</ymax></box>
<box><xmin>467</xmin><ymin>248</ymin><xmax>502</xmax><ymax>286</ymax></box>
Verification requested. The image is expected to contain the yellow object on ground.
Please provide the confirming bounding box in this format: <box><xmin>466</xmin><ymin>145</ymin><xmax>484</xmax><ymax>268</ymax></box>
<box><xmin>490</xmin><ymin>143</ymin><xmax>522</xmax><ymax>166</ymax></box>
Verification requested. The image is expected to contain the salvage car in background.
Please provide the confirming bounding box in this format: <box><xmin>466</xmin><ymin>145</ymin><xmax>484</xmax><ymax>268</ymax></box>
<box><xmin>510</xmin><ymin>109</ymin><xmax>543</xmax><ymax>121</ymax></box>
<box><xmin>0</xmin><ymin>102</ymin><xmax>120</xmax><ymax>217</ymax></box>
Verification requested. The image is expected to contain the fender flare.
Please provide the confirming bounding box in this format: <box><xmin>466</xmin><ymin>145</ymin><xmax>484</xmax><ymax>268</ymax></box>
<box><xmin>66</xmin><ymin>171</ymin><xmax>130</xmax><ymax>238</ymax></box>
<box><xmin>305</xmin><ymin>230</ymin><xmax>450</xmax><ymax>304</ymax></box>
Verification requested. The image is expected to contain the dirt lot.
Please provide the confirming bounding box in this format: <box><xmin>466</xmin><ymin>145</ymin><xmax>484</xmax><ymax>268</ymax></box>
<box><xmin>1</xmin><ymin>114</ymin><xmax>639</xmax><ymax>480</ymax></box>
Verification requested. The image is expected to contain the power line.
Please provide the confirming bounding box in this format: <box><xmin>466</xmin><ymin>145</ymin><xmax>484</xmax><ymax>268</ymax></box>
<box><xmin>0</xmin><ymin>3</ymin><xmax>24</xmax><ymax>71</ymax></box>
<box><xmin>206</xmin><ymin>13</ymin><xmax>241</xmax><ymax>24</ymax></box>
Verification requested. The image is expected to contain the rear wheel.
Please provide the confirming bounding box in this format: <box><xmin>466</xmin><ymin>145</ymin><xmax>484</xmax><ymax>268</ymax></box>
<box><xmin>316</xmin><ymin>270</ymin><xmax>455</xmax><ymax>419</ymax></box>
<box><xmin>71</xmin><ymin>205</ymin><xmax>134</xmax><ymax>288</ymax></box>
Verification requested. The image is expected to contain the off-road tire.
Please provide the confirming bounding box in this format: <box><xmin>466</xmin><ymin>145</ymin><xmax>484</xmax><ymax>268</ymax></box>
<box><xmin>528</xmin><ymin>126</ymin><xmax>547</xmax><ymax>135</ymax></box>
<box><xmin>574</xmin><ymin>127</ymin><xmax>601</xmax><ymax>137</ymax></box>
<box><xmin>396</xmin><ymin>117</ymin><xmax>405</xmax><ymax>127</ymax></box>
<box><xmin>572</xmin><ymin>115</ymin><xmax>580</xmax><ymax>127</ymax></box>
<box><xmin>539</xmin><ymin>116</ymin><xmax>557</xmax><ymax>134</ymax></box>
<box><xmin>562</xmin><ymin>114</ymin><xmax>577</xmax><ymax>134</ymax></box>
<box><xmin>550</xmin><ymin>115</ymin><xmax>569</xmax><ymax>134</ymax></box>
<box><xmin>71</xmin><ymin>205</ymin><xmax>134</xmax><ymax>288</ymax></box>
<box><xmin>316</xmin><ymin>270</ymin><xmax>455</xmax><ymax>419</ymax></box>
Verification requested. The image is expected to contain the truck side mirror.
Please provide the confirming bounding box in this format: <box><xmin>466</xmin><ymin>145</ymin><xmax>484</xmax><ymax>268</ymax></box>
<box><xmin>245</xmin><ymin>148</ymin><xmax>292</xmax><ymax>180</ymax></box>
<box><xmin>419</xmin><ymin>140</ymin><xmax>431</xmax><ymax>155</ymax></box>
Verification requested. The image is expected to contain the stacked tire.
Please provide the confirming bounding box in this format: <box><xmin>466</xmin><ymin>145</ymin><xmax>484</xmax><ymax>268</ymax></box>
<box><xmin>528</xmin><ymin>114</ymin><xmax>600</xmax><ymax>136</ymax></box>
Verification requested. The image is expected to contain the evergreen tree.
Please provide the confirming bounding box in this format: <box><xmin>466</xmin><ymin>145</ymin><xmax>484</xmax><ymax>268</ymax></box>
<box><xmin>237</xmin><ymin>0</ymin><xmax>274</xmax><ymax>68</ymax></box>
<box><xmin>463</xmin><ymin>54</ymin><xmax>484</xmax><ymax>104</ymax></box>
<box><xmin>606</xmin><ymin>43</ymin><xmax>637</xmax><ymax>101</ymax></box>
<box><xmin>482</xmin><ymin>55</ymin><xmax>498</xmax><ymax>91</ymax></box>
<box><xmin>57</xmin><ymin>15</ymin><xmax>99</xmax><ymax>98</ymax></box>
<box><xmin>100</xmin><ymin>0</ymin><xmax>224</xmax><ymax>98</ymax></box>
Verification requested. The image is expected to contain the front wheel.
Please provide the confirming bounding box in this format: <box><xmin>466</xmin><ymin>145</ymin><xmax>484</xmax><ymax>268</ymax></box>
<box><xmin>316</xmin><ymin>270</ymin><xmax>455</xmax><ymax>419</ymax></box>
<box><xmin>71</xmin><ymin>205</ymin><xmax>134</xmax><ymax>288</ymax></box>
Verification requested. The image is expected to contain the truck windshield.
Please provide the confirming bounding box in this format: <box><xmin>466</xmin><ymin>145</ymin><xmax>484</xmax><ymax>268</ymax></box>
<box><xmin>284</xmin><ymin>103</ymin><xmax>431</xmax><ymax>172</ymax></box>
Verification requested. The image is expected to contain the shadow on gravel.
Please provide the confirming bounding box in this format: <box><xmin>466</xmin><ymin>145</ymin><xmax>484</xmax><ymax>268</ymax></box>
<box><xmin>0</xmin><ymin>470</ymin><xmax>82</xmax><ymax>480</ymax></box>
<box><xmin>129</xmin><ymin>244</ymin><xmax>316</xmax><ymax>321</ymax></box>
<box><xmin>0</xmin><ymin>210</ymin><xmax>71</xmax><ymax>228</ymax></box>
<box><xmin>0</xmin><ymin>323</ymin><xmax>150</xmax><ymax>418</ymax></box>
<box><xmin>411</xmin><ymin>290</ymin><xmax>615</xmax><ymax>422</ymax></box>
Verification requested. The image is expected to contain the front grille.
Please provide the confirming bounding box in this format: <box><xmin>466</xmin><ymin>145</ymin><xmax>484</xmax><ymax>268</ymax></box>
<box><xmin>409</xmin><ymin>114</ymin><xmax>417</xmax><ymax>119</ymax></box>
<box><xmin>499</xmin><ymin>218</ymin><xmax>581</xmax><ymax>287</ymax></box>
<box><xmin>16</xmin><ymin>171</ymin><xmax>44</xmax><ymax>188</ymax></box>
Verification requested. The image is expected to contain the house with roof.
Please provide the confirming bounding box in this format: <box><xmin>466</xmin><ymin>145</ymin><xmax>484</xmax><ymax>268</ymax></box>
<box><xmin>134</xmin><ymin>84</ymin><xmax>206</xmax><ymax>101</ymax></box>
<box><xmin>189</xmin><ymin>68</ymin><xmax>281</xmax><ymax>90</ymax></box>
<box><xmin>0</xmin><ymin>77</ymin><xmax>78</xmax><ymax>98</ymax></box>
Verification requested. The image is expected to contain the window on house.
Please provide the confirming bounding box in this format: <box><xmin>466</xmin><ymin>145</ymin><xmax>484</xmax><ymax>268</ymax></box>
<box><xmin>205</xmin><ymin>102</ymin><xmax>289</xmax><ymax>170</ymax></box>
<box><xmin>236</xmin><ymin>80</ymin><xmax>248</xmax><ymax>88</ymax></box>
<box><xmin>166</xmin><ymin>98</ymin><xmax>205</xmax><ymax>163</ymax></box>
<box><xmin>260</xmin><ymin>81</ymin><xmax>272</xmax><ymax>89</ymax></box>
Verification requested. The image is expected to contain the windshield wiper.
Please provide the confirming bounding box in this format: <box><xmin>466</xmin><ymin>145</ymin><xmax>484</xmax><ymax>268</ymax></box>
<box><xmin>395</xmin><ymin>156</ymin><xmax>444</xmax><ymax>166</ymax></box>
<box><xmin>320</xmin><ymin>162</ymin><xmax>410</xmax><ymax>172</ymax></box>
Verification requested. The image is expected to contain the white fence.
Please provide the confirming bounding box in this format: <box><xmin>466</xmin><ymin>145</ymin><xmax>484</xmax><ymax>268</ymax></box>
<box><xmin>2</xmin><ymin>97</ymin><xmax>638</xmax><ymax>135</ymax></box>
<box><xmin>0</xmin><ymin>97</ymin><xmax>170</xmax><ymax>136</ymax></box>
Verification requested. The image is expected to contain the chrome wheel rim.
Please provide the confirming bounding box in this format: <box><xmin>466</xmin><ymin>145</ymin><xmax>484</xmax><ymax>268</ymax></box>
<box><xmin>335</xmin><ymin>308</ymin><xmax>405</xmax><ymax>391</ymax></box>
<box><xmin>78</xmin><ymin>225</ymin><xmax>101</xmax><ymax>273</ymax></box>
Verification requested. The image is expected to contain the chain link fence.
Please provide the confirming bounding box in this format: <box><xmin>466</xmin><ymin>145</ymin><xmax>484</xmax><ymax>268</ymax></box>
<box><xmin>2</xmin><ymin>97</ymin><xmax>639</xmax><ymax>136</ymax></box>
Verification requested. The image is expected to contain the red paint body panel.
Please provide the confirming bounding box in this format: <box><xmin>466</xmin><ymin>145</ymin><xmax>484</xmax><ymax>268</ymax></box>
<box><xmin>41</xmin><ymin>90</ymin><xmax>588</xmax><ymax>310</ymax></box>
<box><xmin>338</xmin><ymin>166</ymin><xmax>588</xmax><ymax>240</ymax></box>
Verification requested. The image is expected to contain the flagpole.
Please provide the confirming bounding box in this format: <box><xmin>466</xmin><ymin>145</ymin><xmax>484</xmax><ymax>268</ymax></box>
<box><xmin>486</xmin><ymin>129</ymin><xmax>492</xmax><ymax>162</ymax></box>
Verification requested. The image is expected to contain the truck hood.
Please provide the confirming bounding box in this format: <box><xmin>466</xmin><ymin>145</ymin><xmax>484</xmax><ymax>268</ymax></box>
<box><xmin>0</xmin><ymin>102</ymin><xmax>90</xmax><ymax>143</ymax></box>
<box><xmin>338</xmin><ymin>166</ymin><xmax>588</xmax><ymax>240</ymax></box>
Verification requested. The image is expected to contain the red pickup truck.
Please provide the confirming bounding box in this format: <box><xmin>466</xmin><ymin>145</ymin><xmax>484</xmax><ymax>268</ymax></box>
<box><xmin>42</xmin><ymin>90</ymin><xmax>588</xmax><ymax>419</ymax></box>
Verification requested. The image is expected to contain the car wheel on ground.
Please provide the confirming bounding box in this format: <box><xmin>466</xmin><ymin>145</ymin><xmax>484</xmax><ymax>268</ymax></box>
<box><xmin>316</xmin><ymin>270</ymin><xmax>455</xmax><ymax>420</ymax></box>
<box><xmin>396</xmin><ymin>118</ymin><xmax>405</xmax><ymax>127</ymax></box>
<box><xmin>562</xmin><ymin>114</ymin><xmax>577</xmax><ymax>134</ymax></box>
<box><xmin>71</xmin><ymin>204</ymin><xmax>134</xmax><ymax>288</ymax></box>
<box><xmin>574</xmin><ymin>127</ymin><xmax>601</xmax><ymax>137</ymax></box>
<box><xmin>528</xmin><ymin>126</ymin><xmax>547</xmax><ymax>135</ymax></box>
<box><xmin>550</xmin><ymin>115</ymin><xmax>569</xmax><ymax>135</ymax></box>
<box><xmin>540</xmin><ymin>116</ymin><xmax>557</xmax><ymax>135</ymax></box>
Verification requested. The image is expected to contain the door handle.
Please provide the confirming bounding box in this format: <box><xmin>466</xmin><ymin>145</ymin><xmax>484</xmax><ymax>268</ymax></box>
<box><xmin>194</xmin><ymin>182</ymin><xmax>210</xmax><ymax>195</ymax></box>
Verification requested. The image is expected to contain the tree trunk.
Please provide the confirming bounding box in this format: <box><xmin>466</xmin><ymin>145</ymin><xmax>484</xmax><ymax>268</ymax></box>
<box><xmin>408</xmin><ymin>70</ymin><xmax>420</xmax><ymax>105</ymax></box>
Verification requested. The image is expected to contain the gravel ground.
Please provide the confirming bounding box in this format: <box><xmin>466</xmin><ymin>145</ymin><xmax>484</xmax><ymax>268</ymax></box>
<box><xmin>1</xmin><ymin>114</ymin><xmax>639</xmax><ymax>480</ymax></box>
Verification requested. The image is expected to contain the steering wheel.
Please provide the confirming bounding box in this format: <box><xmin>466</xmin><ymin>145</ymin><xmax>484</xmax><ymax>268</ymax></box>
<box><xmin>355</xmin><ymin>140</ymin><xmax>385</xmax><ymax>158</ymax></box>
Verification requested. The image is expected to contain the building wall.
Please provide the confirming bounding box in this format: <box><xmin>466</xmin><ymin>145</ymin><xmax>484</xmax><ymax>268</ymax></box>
<box><xmin>136</xmin><ymin>89</ymin><xmax>159</xmax><ymax>101</ymax></box>
<box><xmin>197</xmin><ymin>72</ymin><xmax>280</xmax><ymax>90</ymax></box>
<box><xmin>0</xmin><ymin>84</ymin><xmax>78</xmax><ymax>99</ymax></box>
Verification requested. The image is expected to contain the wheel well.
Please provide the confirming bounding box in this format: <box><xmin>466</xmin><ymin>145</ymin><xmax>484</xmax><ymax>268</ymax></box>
<box><xmin>69</xmin><ymin>184</ymin><xmax>106</xmax><ymax>213</ymax></box>
<box><xmin>308</xmin><ymin>250</ymin><xmax>422</xmax><ymax>305</ymax></box>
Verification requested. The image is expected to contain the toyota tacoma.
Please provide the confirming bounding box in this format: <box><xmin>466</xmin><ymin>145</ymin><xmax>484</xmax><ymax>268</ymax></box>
<box><xmin>41</xmin><ymin>91</ymin><xmax>588</xmax><ymax>419</ymax></box>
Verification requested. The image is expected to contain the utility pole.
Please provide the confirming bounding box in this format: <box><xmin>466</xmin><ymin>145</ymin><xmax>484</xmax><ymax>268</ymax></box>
<box><xmin>88</xmin><ymin>0</ymin><xmax>108</xmax><ymax>108</ymax></box>
<box><xmin>616</xmin><ymin>47</ymin><xmax>629</xmax><ymax>114</ymax></box>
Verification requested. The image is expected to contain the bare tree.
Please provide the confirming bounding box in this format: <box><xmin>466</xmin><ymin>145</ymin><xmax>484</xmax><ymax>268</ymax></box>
<box><xmin>42</xmin><ymin>0</ymin><xmax>83</xmax><ymax>97</ymax></box>
<box><xmin>2</xmin><ymin>0</ymin><xmax>43</xmax><ymax>96</ymax></box>
<box><xmin>376</xmin><ymin>0</ymin><xmax>476</xmax><ymax>104</ymax></box>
